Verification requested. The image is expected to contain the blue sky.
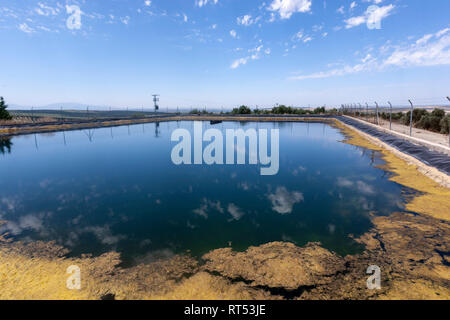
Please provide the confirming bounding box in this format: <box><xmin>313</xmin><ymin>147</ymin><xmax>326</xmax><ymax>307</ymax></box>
<box><xmin>1</xmin><ymin>0</ymin><xmax>450</xmax><ymax>109</ymax></box>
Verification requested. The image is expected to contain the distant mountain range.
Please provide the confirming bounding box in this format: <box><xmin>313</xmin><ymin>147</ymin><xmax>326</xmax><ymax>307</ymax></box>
<box><xmin>8</xmin><ymin>103</ymin><xmax>134</xmax><ymax>111</ymax></box>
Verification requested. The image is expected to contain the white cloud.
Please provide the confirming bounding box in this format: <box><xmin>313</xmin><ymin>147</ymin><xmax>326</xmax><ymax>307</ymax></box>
<box><xmin>144</xmin><ymin>0</ymin><xmax>152</xmax><ymax>6</ymax></box>
<box><xmin>19</xmin><ymin>23</ymin><xmax>34</xmax><ymax>34</ymax></box>
<box><xmin>81</xmin><ymin>225</ymin><xmax>126</xmax><ymax>245</ymax></box>
<box><xmin>120</xmin><ymin>16</ymin><xmax>130</xmax><ymax>25</ymax></box>
<box><xmin>292</xmin><ymin>30</ymin><xmax>313</xmax><ymax>44</ymax></box>
<box><xmin>384</xmin><ymin>28</ymin><xmax>450</xmax><ymax>67</ymax></box>
<box><xmin>231</xmin><ymin>57</ymin><xmax>249</xmax><ymax>69</ymax></box>
<box><xmin>193</xmin><ymin>198</ymin><xmax>224</xmax><ymax>219</ymax></box>
<box><xmin>289</xmin><ymin>27</ymin><xmax>450</xmax><ymax>80</ymax></box>
<box><xmin>35</xmin><ymin>2</ymin><xmax>60</xmax><ymax>16</ymax></box>
<box><xmin>195</xmin><ymin>0</ymin><xmax>219</xmax><ymax>8</ymax></box>
<box><xmin>267</xmin><ymin>187</ymin><xmax>304</xmax><ymax>214</ymax></box>
<box><xmin>227</xmin><ymin>203</ymin><xmax>244</xmax><ymax>221</ymax></box>
<box><xmin>356</xmin><ymin>181</ymin><xmax>376</xmax><ymax>195</ymax></box>
<box><xmin>345</xmin><ymin>4</ymin><xmax>395</xmax><ymax>29</ymax></box>
<box><xmin>336</xmin><ymin>178</ymin><xmax>375</xmax><ymax>195</ymax></box>
<box><xmin>230</xmin><ymin>29</ymin><xmax>237</xmax><ymax>38</ymax></box>
<box><xmin>337</xmin><ymin>177</ymin><xmax>354</xmax><ymax>188</ymax></box>
<box><xmin>237</xmin><ymin>15</ymin><xmax>260</xmax><ymax>26</ymax></box>
<box><xmin>289</xmin><ymin>56</ymin><xmax>378</xmax><ymax>80</ymax></box>
<box><xmin>345</xmin><ymin>16</ymin><xmax>367</xmax><ymax>29</ymax></box>
<box><xmin>230</xmin><ymin>44</ymin><xmax>270</xmax><ymax>69</ymax></box>
<box><xmin>268</xmin><ymin>0</ymin><xmax>312</xmax><ymax>19</ymax></box>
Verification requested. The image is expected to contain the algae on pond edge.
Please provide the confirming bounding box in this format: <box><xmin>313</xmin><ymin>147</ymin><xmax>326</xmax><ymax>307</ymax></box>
<box><xmin>333</xmin><ymin>119</ymin><xmax>450</xmax><ymax>222</ymax></box>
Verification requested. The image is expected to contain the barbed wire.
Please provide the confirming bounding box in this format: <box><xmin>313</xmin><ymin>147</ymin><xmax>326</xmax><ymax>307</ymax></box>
<box><xmin>5</xmin><ymin>96</ymin><xmax>450</xmax><ymax>114</ymax></box>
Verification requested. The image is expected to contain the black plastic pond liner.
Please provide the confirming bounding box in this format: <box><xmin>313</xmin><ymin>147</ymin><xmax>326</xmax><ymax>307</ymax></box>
<box><xmin>337</xmin><ymin>116</ymin><xmax>450</xmax><ymax>176</ymax></box>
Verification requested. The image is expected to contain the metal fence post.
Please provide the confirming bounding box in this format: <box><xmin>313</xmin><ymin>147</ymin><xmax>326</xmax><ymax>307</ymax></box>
<box><xmin>386</xmin><ymin>102</ymin><xmax>391</xmax><ymax>129</ymax></box>
<box><xmin>375</xmin><ymin>102</ymin><xmax>379</xmax><ymax>125</ymax></box>
<box><xmin>408</xmin><ymin>100</ymin><xmax>414</xmax><ymax>137</ymax></box>
<box><xmin>365</xmin><ymin>103</ymin><xmax>369</xmax><ymax>122</ymax></box>
<box><xmin>446</xmin><ymin>97</ymin><xmax>450</xmax><ymax>146</ymax></box>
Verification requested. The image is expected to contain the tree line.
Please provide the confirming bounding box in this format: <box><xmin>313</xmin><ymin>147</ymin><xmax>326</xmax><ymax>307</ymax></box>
<box><xmin>230</xmin><ymin>105</ymin><xmax>336</xmax><ymax>116</ymax></box>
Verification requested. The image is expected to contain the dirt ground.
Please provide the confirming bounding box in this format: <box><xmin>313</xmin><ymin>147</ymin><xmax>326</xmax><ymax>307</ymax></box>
<box><xmin>350</xmin><ymin>115</ymin><xmax>450</xmax><ymax>151</ymax></box>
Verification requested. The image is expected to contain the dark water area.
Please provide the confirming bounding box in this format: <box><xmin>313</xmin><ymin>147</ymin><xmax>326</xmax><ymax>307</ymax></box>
<box><xmin>0</xmin><ymin>121</ymin><xmax>406</xmax><ymax>266</ymax></box>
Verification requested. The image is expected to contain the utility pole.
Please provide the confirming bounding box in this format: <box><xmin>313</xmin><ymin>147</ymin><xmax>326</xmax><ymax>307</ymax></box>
<box><xmin>375</xmin><ymin>102</ymin><xmax>379</xmax><ymax>125</ymax></box>
<box><xmin>152</xmin><ymin>94</ymin><xmax>160</xmax><ymax>113</ymax></box>
<box><xmin>388</xmin><ymin>101</ymin><xmax>393</xmax><ymax>130</ymax></box>
<box><xmin>408</xmin><ymin>100</ymin><xmax>414</xmax><ymax>137</ymax></box>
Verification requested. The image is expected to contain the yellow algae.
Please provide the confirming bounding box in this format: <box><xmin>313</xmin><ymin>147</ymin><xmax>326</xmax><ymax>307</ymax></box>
<box><xmin>0</xmin><ymin>241</ymin><xmax>276</xmax><ymax>300</ymax></box>
<box><xmin>333</xmin><ymin>119</ymin><xmax>450</xmax><ymax>221</ymax></box>
<box><xmin>379</xmin><ymin>279</ymin><xmax>450</xmax><ymax>300</ymax></box>
<box><xmin>0</xmin><ymin>245</ymin><xmax>116</xmax><ymax>300</ymax></box>
<box><xmin>144</xmin><ymin>272</ymin><xmax>279</xmax><ymax>300</ymax></box>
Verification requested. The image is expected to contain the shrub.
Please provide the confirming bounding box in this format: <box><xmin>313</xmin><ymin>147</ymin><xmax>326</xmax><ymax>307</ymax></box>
<box><xmin>0</xmin><ymin>97</ymin><xmax>12</xmax><ymax>120</ymax></box>
<box><xmin>392</xmin><ymin>112</ymin><xmax>404</xmax><ymax>121</ymax></box>
<box><xmin>232</xmin><ymin>105</ymin><xmax>252</xmax><ymax>114</ymax></box>
<box><xmin>313</xmin><ymin>106</ymin><xmax>326</xmax><ymax>114</ymax></box>
<box><xmin>272</xmin><ymin>105</ymin><xmax>290</xmax><ymax>114</ymax></box>
<box><xmin>431</xmin><ymin>108</ymin><xmax>445</xmax><ymax>119</ymax></box>
<box><xmin>404</xmin><ymin>109</ymin><xmax>428</xmax><ymax>126</ymax></box>
<box><xmin>440</xmin><ymin>115</ymin><xmax>450</xmax><ymax>134</ymax></box>
<box><xmin>417</xmin><ymin>115</ymin><xmax>442</xmax><ymax>132</ymax></box>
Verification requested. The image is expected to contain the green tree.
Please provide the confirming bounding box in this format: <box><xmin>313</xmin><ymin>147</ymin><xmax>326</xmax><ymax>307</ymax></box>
<box><xmin>0</xmin><ymin>97</ymin><xmax>12</xmax><ymax>120</ymax></box>
<box><xmin>0</xmin><ymin>137</ymin><xmax>12</xmax><ymax>154</ymax></box>
<box><xmin>404</xmin><ymin>108</ymin><xmax>428</xmax><ymax>126</ymax></box>
<box><xmin>417</xmin><ymin>115</ymin><xmax>442</xmax><ymax>132</ymax></box>
<box><xmin>431</xmin><ymin>108</ymin><xmax>445</xmax><ymax>119</ymax></box>
<box><xmin>313</xmin><ymin>106</ymin><xmax>326</xmax><ymax>114</ymax></box>
<box><xmin>440</xmin><ymin>115</ymin><xmax>450</xmax><ymax>134</ymax></box>
<box><xmin>232</xmin><ymin>105</ymin><xmax>252</xmax><ymax>114</ymax></box>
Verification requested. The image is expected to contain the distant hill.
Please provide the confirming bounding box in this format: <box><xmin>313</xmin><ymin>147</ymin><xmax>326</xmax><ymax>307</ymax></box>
<box><xmin>8</xmin><ymin>103</ymin><xmax>125</xmax><ymax>111</ymax></box>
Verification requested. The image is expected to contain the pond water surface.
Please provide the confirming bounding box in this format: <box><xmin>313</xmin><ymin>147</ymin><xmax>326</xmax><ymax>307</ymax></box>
<box><xmin>0</xmin><ymin>121</ymin><xmax>406</xmax><ymax>265</ymax></box>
